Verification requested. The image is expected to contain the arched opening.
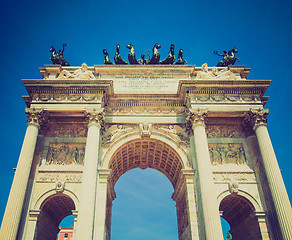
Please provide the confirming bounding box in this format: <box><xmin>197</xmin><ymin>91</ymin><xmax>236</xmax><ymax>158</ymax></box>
<box><xmin>36</xmin><ymin>194</ymin><xmax>75</xmax><ymax>240</ymax></box>
<box><xmin>104</xmin><ymin>138</ymin><xmax>191</xmax><ymax>239</ymax></box>
<box><xmin>111</xmin><ymin>168</ymin><xmax>178</xmax><ymax>239</ymax></box>
<box><xmin>219</xmin><ymin>194</ymin><xmax>262</xmax><ymax>240</ymax></box>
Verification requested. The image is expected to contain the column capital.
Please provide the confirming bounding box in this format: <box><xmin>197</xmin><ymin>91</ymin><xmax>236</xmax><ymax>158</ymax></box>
<box><xmin>186</xmin><ymin>109</ymin><xmax>208</xmax><ymax>133</ymax></box>
<box><xmin>84</xmin><ymin>108</ymin><xmax>105</xmax><ymax>130</ymax></box>
<box><xmin>243</xmin><ymin>109</ymin><xmax>269</xmax><ymax>132</ymax></box>
<box><xmin>25</xmin><ymin>108</ymin><xmax>48</xmax><ymax>128</ymax></box>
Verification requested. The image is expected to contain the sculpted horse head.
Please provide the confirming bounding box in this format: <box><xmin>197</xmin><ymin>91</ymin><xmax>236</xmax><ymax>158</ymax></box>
<box><xmin>149</xmin><ymin>43</ymin><xmax>161</xmax><ymax>64</ymax></box>
<box><xmin>126</xmin><ymin>44</ymin><xmax>139</xmax><ymax>64</ymax></box>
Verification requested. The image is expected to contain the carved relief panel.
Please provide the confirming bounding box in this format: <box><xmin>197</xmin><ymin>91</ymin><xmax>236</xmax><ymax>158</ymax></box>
<box><xmin>46</xmin><ymin>142</ymin><xmax>85</xmax><ymax>165</ymax></box>
<box><xmin>208</xmin><ymin>143</ymin><xmax>247</xmax><ymax>165</ymax></box>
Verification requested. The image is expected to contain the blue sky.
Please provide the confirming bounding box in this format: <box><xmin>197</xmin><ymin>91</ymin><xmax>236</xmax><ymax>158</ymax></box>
<box><xmin>0</xmin><ymin>0</ymin><xmax>291</xmax><ymax>239</ymax></box>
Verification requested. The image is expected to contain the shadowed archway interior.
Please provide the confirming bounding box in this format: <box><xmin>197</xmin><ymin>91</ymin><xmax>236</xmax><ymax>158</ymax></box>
<box><xmin>219</xmin><ymin>194</ymin><xmax>261</xmax><ymax>240</ymax></box>
<box><xmin>36</xmin><ymin>194</ymin><xmax>75</xmax><ymax>240</ymax></box>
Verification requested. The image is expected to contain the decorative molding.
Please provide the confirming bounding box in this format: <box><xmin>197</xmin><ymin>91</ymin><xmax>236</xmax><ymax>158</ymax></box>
<box><xmin>186</xmin><ymin>109</ymin><xmax>207</xmax><ymax>132</ymax></box>
<box><xmin>55</xmin><ymin>181</ymin><xmax>65</xmax><ymax>193</ymax></box>
<box><xmin>208</xmin><ymin>143</ymin><xmax>247</xmax><ymax>165</ymax></box>
<box><xmin>46</xmin><ymin>143</ymin><xmax>85</xmax><ymax>165</ymax></box>
<box><xmin>36</xmin><ymin>172</ymin><xmax>82</xmax><ymax>183</ymax></box>
<box><xmin>206</xmin><ymin>125</ymin><xmax>245</xmax><ymax>138</ymax></box>
<box><xmin>190</xmin><ymin>95</ymin><xmax>261</xmax><ymax>103</ymax></box>
<box><xmin>25</xmin><ymin>108</ymin><xmax>48</xmax><ymax>127</ymax></box>
<box><xmin>105</xmin><ymin>107</ymin><xmax>186</xmax><ymax>116</ymax></box>
<box><xmin>84</xmin><ymin>109</ymin><xmax>105</xmax><ymax>131</ymax></box>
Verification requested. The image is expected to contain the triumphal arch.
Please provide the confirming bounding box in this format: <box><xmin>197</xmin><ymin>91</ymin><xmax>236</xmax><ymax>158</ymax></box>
<box><xmin>1</xmin><ymin>63</ymin><xmax>291</xmax><ymax>240</ymax></box>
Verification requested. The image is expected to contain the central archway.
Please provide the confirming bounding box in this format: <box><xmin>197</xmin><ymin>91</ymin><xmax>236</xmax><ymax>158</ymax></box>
<box><xmin>101</xmin><ymin>138</ymin><xmax>196</xmax><ymax>240</ymax></box>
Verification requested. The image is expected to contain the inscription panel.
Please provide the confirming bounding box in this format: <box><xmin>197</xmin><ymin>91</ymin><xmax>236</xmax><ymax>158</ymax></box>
<box><xmin>106</xmin><ymin>75</ymin><xmax>186</xmax><ymax>94</ymax></box>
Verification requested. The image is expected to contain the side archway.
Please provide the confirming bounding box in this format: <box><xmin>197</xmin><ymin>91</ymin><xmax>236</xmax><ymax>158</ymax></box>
<box><xmin>36</xmin><ymin>193</ymin><xmax>76</xmax><ymax>240</ymax></box>
<box><xmin>219</xmin><ymin>193</ymin><xmax>262</xmax><ymax>240</ymax></box>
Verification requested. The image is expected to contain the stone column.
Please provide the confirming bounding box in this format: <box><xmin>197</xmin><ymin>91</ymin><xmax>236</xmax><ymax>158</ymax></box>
<box><xmin>0</xmin><ymin>108</ymin><xmax>47</xmax><ymax>240</ymax></box>
<box><xmin>75</xmin><ymin>109</ymin><xmax>104</xmax><ymax>240</ymax></box>
<box><xmin>247</xmin><ymin>109</ymin><xmax>292</xmax><ymax>240</ymax></box>
<box><xmin>186</xmin><ymin>110</ymin><xmax>224</xmax><ymax>240</ymax></box>
<box><xmin>93</xmin><ymin>169</ymin><xmax>112</xmax><ymax>240</ymax></box>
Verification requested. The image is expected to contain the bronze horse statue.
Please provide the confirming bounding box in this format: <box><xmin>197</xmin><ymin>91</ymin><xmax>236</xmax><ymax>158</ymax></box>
<box><xmin>160</xmin><ymin>43</ymin><xmax>175</xmax><ymax>64</ymax></box>
<box><xmin>149</xmin><ymin>43</ymin><xmax>161</xmax><ymax>64</ymax></box>
<box><xmin>49</xmin><ymin>43</ymin><xmax>70</xmax><ymax>66</ymax></box>
<box><xmin>114</xmin><ymin>44</ymin><xmax>128</xmax><ymax>64</ymax></box>
<box><xmin>126</xmin><ymin>44</ymin><xmax>139</xmax><ymax>64</ymax></box>
<box><xmin>214</xmin><ymin>47</ymin><xmax>240</xmax><ymax>67</ymax></box>
<box><xmin>174</xmin><ymin>49</ymin><xmax>187</xmax><ymax>65</ymax></box>
<box><xmin>103</xmin><ymin>49</ymin><xmax>114</xmax><ymax>64</ymax></box>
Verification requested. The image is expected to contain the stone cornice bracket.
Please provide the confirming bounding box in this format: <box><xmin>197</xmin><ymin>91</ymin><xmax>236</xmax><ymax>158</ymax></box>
<box><xmin>84</xmin><ymin>109</ymin><xmax>105</xmax><ymax>132</ymax></box>
<box><xmin>186</xmin><ymin>109</ymin><xmax>208</xmax><ymax>134</ymax></box>
<box><xmin>25</xmin><ymin>108</ymin><xmax>48</xmax><ymax>128</ymax></box>
<box><xmin>243</xmin><ymin>109</ymin><xmax>269</xmax><ymax>133</ymax></box>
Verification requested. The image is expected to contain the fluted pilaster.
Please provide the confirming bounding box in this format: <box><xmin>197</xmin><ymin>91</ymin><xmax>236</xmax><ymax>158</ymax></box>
<box><xmin>93</xmin><ymin>169</ymin><xmax>111</xmax><ymax>240</ymax></box>
<box><xmin>246</xmin><ymin>109</ymin><xmax>292</xmax><ymax>239</ymax></box>
<box><xmin>0</xmin><ymin>108</ymin><xmax>47</xmax><ymax>240</ymax></box>
<box><xmin>187</xmin><ymin>109</ymin><xmax>224</xmax><ymax>240</ymax></box>
<box><xmin>75</xmin><ymin>109</ymin><xmax>104</xmax><ymax>240</ymax></box>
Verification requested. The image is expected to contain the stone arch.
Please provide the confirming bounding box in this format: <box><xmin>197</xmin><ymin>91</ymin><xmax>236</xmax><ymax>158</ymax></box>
<box><xmin>35</xmin><ymin>193</ymin><xmax>76</xmax><ymax>240</ymax></box>
<box><xmin>217</xmin><ymin>189</ymin><xmax>262</xmax><ymax>212</ymax></box>
<box><xmin>219</xmin><ymin>193</ymin><xmax>262</xmax><ymax>240</ymax></box>
<box><xmin>101</xmin><ymin>136</ymin><xmax>194</xmax><ymax>240</ymax></box>
<box><xmin>34</xmin><ymin>189</ymin><xmax>79</xmax><ymax>211</ymax></box>
<box><xmin>102</xmin><ymin>131</ymin><xmax>190</xmax><ymax>173</ymax></box>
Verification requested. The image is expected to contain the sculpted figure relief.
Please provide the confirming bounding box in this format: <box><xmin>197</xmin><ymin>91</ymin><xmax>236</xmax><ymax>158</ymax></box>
<box><xmin>196</xmin><ymin>63</ymin><xmax>241</xmax><ymax>80</ymax></box>
<box><xmin>209</xmin><ymin>143</ymin><xmax>247</xmax><ymax>165</ymax></box>
<box><xmin>58</xmin><ymin>63</ymin><xmax>96</xmax><ymax>80</ymax></box>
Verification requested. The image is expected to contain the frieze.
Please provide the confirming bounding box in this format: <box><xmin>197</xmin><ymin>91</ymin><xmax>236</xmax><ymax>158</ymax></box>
<box><xmin>206</xmin><ymin>125</ymin><xmax>245</xmax><ymax>138</ymax></box>
<box><xmin>191</xmin><ymin>95</ymin><xmax>261</xmax><ymax>103</ymax></box>
<box><xmin>105</xmin><ymin>107</ymin><xmax>186</xmax><ymax>115</ymax></box>
<box><xmin>32</xmin><ymin>94</ymin><xmax>102</xmax><ymax>103</ymax></box>
<box><xmin>208</xmin><ymin>143</ymin><xmax>247</xmax><ymax>165</ymax></box>
<box><xmin>41</xmin><ymin>122</ymin><xmax>87</xmax><ymax>137</ymax></box>
<box><xmin>46</xmin><ymin>143</ymin><xmax>85</xmax><ymax>165</ymax></box>
<box><xmin>213</xmin><ymin>172</ymin><xmax>256</xmax><ymax>182</ymax></box>
<box><xmin>37</xmin><ymin>172</ymin><xmax>82</xmax><ymax>183</ymax></box>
